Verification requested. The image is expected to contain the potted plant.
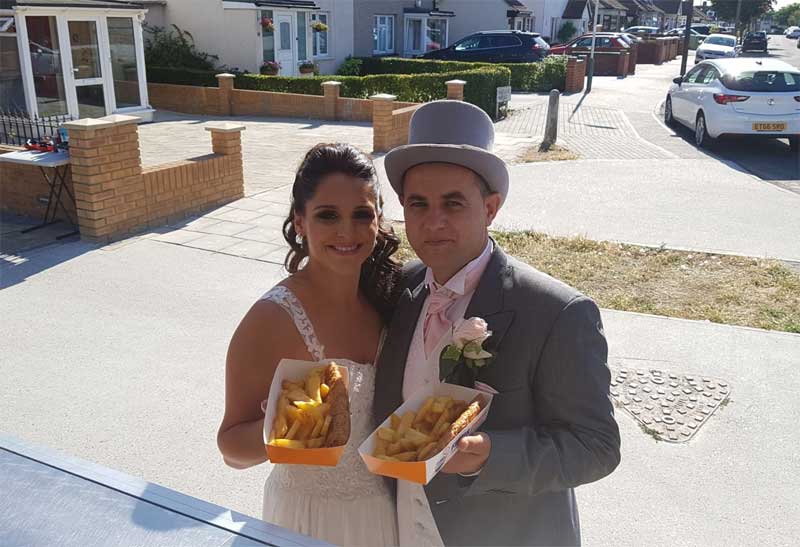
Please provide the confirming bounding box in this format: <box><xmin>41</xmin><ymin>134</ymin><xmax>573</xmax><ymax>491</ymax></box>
<box><xmin>261</xmin><ymin>17</ymin><xmax>274</xmax><ymax>33</ymax></box>
<box><xmin>298</xmin><ymin>61</ymin><xmax>317</xmax><ymax>75</ymax></box>
<box><xmin>310</xmin><ymin>21</ymin><xmax>328</xmax><ymax>33</ymax></box>
<box><xmin>260</xmin><ymin>60</ymin><xmax>280</xmax><ymax>75</ymax></box>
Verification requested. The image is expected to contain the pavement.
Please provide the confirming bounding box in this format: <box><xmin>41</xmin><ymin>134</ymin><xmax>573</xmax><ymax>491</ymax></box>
<box><xmin>1</xmin><ymin>234</ymin><xmax>798</xmax><ymax>546</ymax></box>
<box><xmin>507</xmin><ymin>40</ymin><xmax>800</xmax><ymax>188</ymax></box>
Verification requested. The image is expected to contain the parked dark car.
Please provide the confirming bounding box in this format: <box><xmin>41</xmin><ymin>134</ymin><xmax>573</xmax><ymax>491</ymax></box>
<box><xmin>691</xmin><ymin>24</ymin><xmax>713</xmax><ymax>36</ymax></box>
<box><xmin>742</xmin><ymin>31</ymin><xmax>768</xmax><ymax>53</ymax></box>
<box><xmin>420</xmin><ymin>30</ymin><xmax>550</xmax><ymax>63</ymax></box>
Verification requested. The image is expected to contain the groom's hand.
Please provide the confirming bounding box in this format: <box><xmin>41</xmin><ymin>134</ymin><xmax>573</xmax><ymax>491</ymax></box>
<box><xmin>441</xmin><ymin>432</ymin><xmax>491</xmax><ymax>475</ymax></box>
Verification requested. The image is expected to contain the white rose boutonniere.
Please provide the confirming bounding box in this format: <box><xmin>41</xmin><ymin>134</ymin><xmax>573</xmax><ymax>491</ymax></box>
<box><xmin>440</xmin><ymin>317</ymin><xmax>494</xmax><ymax>385</ymax></box>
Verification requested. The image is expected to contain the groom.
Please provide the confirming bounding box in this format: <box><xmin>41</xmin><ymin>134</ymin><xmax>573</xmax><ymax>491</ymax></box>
<box><xmin>374</xmin><ymin>100</ymin><xmax>621</xmax><ymax>546</ymax></box>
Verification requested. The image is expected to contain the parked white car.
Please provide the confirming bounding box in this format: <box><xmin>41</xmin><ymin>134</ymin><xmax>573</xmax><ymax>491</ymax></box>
<box><xmin>664</xmin><ymin>58</ymin><xmax>800</xmax><ymax>151</ymax></box>
<box><xmin>784</xmin><ymin>26</ymin><xmax>800</xmax><ymax>36</ymax></box>
<box><xmin>694</xmin><ymin>34</ymin><xmax>738</xmax><ymax>63</ymax></box>
<box><xmin>786</xmin><ymin>28</ymin><xmax>800</xmax><ymax>39</ymax></box>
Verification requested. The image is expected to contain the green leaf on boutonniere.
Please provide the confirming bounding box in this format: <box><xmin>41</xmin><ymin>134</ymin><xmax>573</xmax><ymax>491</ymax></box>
<box><xmin>441</xmin><ymin>344</ymin><xmax>462</xmax><ymax>362</ymax></box>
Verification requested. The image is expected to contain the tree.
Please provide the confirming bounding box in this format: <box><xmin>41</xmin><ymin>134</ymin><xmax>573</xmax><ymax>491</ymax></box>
<box><xmin>710</xmin><ymin>0</ymin><xmax>775</xmax><ymax>26</ymax></box>
<box><xmin>557</xmin><ymin>21</ymin><xmax>577</xmax><ymax>43</ymax></box>
<box><xmin>773</xmin><ymin>2</ymin><xmax>800</xmax><ymax>27</ymax></box>
<box><xmin>143</xmin><ymin>24</ymin><xmax>219</xmax><ymax>70</ymax></box>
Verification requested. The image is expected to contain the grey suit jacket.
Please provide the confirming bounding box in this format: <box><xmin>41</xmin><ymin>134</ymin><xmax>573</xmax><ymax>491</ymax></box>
<box><xmin>374</xmin><ymin>244</ymin><xmax>621</xmax><ymax>546</ymax></box>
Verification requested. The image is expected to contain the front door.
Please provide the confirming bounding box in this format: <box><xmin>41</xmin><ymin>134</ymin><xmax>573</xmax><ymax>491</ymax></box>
<box><xmin>65</xmin><ymin>18</ymin><xmax>110</xmax><ymax>119</ymax></box>
<box><xmin>274</xmin><ymin>13</ymin><xmax>296</xmax><ymax>76</ymax></box>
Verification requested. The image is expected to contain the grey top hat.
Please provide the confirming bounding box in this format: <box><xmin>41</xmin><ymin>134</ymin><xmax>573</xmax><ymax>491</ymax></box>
<box><xmin>384</xmin><ymin>100</ymin><xmax>509</xmax><ymax>206</ymax></box>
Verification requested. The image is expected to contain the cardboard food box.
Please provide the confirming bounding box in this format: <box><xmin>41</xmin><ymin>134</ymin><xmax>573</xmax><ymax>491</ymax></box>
<box><xmin>358</xmin><ymin>382</ymin><xmax>493</xmax><ymax>485</ymax></box>
<box><xmin>262</xmin><ymin>359</ymin><xmax>350</xmax><ymax>466</ymax></box>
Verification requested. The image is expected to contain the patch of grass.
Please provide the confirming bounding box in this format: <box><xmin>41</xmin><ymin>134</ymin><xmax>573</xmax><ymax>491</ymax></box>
<box><xmin>518</xmin><ymin>144</ymin><xmax>578</xmax><ymax>163</ymax></box>
<box><xmin>394</xmin><ymin>228</ymin><xmax>800</xmax><ymax>334</ymax></box>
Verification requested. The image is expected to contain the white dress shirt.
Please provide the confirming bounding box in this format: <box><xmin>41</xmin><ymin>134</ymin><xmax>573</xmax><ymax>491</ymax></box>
<box><xmin>397</xmin><ymin>240</ymin><xmax>493</xmax><ymax>547</ymax></box>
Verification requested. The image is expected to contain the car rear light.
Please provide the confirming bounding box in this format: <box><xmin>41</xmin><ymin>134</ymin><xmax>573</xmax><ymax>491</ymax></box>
<box><xmin>531</xmin><ymin>43</ymin><xmax>542</xmax><ymax>50</ymax></box>
<box><xmin>713</xmin><ymin>94</ymin><xmax>749</xmax><ymax>105</ymax></box>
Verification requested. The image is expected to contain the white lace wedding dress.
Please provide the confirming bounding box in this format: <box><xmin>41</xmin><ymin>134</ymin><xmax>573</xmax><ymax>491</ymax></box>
<box><xmin>259</xmin><ymin>286</ymin><xmax>399</xmax><ymax>546</ymax></box>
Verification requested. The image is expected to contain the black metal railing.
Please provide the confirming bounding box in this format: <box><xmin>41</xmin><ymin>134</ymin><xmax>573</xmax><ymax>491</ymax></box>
<box><xmin>0</xmin><ymin>110</ymin><xmax>73</xmax><ymax>147</ymax></box>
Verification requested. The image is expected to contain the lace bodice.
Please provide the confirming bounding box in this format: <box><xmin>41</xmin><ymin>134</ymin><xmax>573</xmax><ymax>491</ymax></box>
<box><xmin>259</xmin><ymin>286</ymin><xmax>391</xmax><ymax>500</ymax></box>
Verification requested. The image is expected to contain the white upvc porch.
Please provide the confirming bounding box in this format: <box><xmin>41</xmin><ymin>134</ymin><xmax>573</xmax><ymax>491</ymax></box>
<box><xmin>5</xmin><ymin>3</ymin><xmax>152</xmax><ymax>121</ymax></box>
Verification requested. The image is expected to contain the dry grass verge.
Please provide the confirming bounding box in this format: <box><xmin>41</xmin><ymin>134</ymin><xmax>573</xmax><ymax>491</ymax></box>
<box><xmin>395</xmin><ymin>229</ymin><xmax>800</xmax><ymax>334</ymax></box>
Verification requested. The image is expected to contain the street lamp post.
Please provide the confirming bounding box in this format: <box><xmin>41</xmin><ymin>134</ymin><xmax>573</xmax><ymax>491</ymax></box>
<box><xmin>586</xmin><ymin>0</ymin><xmax>601</xmax><ymax>93</ymax></box>
<box><xmin>679</xmin><ymin>2</ymin><xmax>694</xmax><ymax>76</ymax></box>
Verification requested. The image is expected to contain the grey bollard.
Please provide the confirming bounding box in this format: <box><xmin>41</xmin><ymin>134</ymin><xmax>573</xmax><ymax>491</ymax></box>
<box><xmin>540</xmin><ymin>89</ymin><xmax>560</xmax><ymax>152</ymax></box>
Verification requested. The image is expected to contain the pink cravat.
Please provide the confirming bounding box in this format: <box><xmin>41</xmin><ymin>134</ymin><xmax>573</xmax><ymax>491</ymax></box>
<box><xmin>422</xmin><ymin>263</ymin><xmax>485</xmax><ymax>358</ymax></box>
<box><xmin>423</xmin><ymin>285</ymin><xmax>460</xmax><ymax>357</ymax></box>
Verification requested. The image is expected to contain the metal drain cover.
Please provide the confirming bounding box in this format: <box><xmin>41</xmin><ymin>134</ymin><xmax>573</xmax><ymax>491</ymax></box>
<box><xmin>609</xmin><ymin>366</ymin><xmax>731</xmax><ymax>443</ymax></box>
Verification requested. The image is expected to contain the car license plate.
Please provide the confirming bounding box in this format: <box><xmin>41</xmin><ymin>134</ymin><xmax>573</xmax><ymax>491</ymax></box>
<box><xmin>752</xmin><ymin>123</ymin><xmax>786</xmax><ymax>132</ymax></box>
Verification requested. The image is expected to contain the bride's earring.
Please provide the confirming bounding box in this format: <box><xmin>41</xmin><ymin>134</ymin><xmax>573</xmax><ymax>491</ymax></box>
<box><xmin>296</xmin><ymin>234</ymin><xmax>305</xmax><ymax>246</ymax></box>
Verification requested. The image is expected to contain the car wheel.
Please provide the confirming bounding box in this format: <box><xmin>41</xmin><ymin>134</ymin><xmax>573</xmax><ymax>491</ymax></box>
<box><xmin>695</xmin><ymin>111</ymin><xmax>713</xmax><ymax>148</ymax></box>
<box><xmin>665</xmin><ymin>96</ymin><xmax>676</xmax><ymax>126</ymax></box>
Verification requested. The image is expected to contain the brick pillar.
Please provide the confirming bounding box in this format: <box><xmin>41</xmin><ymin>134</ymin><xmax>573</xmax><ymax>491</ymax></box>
<box><xmin>64</xmin><ymin>114</ymin><xmax>145</xmax><ymax>243</ymax></box>
<box><xmin>445</xmin><ymin>79</ymin><xmax>466</xmax><ymax>101</ymax></box>
<box><xmin>322</xmin><ymin>81</ymin><xmax>342</xmax><ymax>121</ymax></box>
<box><xmin>206</xmin><ymin>122</ymin><xmax>246</xmax><ymax>201</ymax></box>
<box><xmin>216</xmin><ymin>73</ymin><xmax>235</xmax><ymax>116</ymax></box>
<box><xmin>371</xmin><ymin>93</ymin><xmax>396</xmax><ymax>153</ymax></box>
<box><xmin>628</xmin><ymin>44</ymin><xmax>638</xmax><ymax>75</ymax></box>
<box><xmin>617</xmin><ymin>52</ymin><xmax>629</xmax><ymax>79</ymax></box>
<box><xmin>565</xmin><ymin>56</ymin><xmax>585</xmax><ymax>93</ymax></box>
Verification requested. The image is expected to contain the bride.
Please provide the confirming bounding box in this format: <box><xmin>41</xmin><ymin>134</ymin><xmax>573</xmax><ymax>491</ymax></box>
<box><xmin>217</xmin><ymin>143</ymin><xmax>401</xmax><ymax>546</ymax></box>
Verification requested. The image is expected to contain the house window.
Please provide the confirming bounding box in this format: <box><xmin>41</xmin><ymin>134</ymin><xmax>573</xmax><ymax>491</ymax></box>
<box><xmin>25</xmin><ymin>15</ymin><xmax>69</xmax><ymax>117</ymax></box>
<box><xmin>373</xmin><ymin>15</ymin><xmax>394</xmax><ymax>54</ymax></box>
<box><xmin>405</xmin><ymin>16</ymin><xmax>447</xmax><ymax>55</ymax></box>
<box><xmin>0</xmin><ymin>16</ymin><xmax>25</xmax><ymax>112</ymax></box>
<box><xmin>311</xmin><ymin>12</ymin><xmax>329</xmax><ymax>57</ymax></box>
<box><xmin>261</xmin><ymin>9</ymin><xmax>274</xmax><ymax>62</ymax></box>
<box><xmin>297</xmin><ymin>12</ymin><xmax>307</xmax><ymax>61</ymax></box>
<box><xmin>107</xmin><ymin>17</ymin><xmax>141</xmax><ymax>109</ymax></box>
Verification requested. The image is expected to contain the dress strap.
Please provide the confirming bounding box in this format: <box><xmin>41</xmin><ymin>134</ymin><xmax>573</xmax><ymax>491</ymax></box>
<box><xmin>259</xmin><ymin>286</ymin><xmax>326</xmax><ymax>362</ymax></box>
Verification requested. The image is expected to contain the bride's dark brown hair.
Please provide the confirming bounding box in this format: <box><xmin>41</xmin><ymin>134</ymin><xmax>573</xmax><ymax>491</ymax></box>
<box><xmin>283</xmin><ymin>143</ymin><xmax>402</xmax><ymax>319</ymax></box>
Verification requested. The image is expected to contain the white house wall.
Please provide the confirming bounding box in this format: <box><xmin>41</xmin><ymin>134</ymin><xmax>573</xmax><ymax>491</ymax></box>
<box><xmin>526</xmin><ymin>0</ymin><xmax>571</xmax><ymax>41</ymax></box>
<box><xmin>158</xmin><ymin>0</ymin><xmax>260</xmax><ymax>73</ymax></box>
<box><xmin>443</xmin><ymin>0</ymin><xmax>512</xmax><ymax>44</ymax></box>
<box><xmin>313</xmin><ymin>0</ymin><xmax>354</xmax><ymax>75</ymax></box>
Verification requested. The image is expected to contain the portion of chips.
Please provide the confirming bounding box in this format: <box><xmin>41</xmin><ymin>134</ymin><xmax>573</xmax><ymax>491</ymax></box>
<box><xmin>371</xmin><ymin>396</ymin><xmax>482</xmax><ymax>462</ymax></box>
<box><xmin>268</xmin><ymin>363</ymin><xmax>347</xmax><ymax>449</ymax></box>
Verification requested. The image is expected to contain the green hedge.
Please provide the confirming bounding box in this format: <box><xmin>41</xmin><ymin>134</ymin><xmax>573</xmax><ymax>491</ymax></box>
<box><xmin>346</xmin><ymin>55</ymin><xmax>567</xmax><ymax>92</ymax></box>
<box><xmin>349</xmin><ymin>56</ymin><xmax>567</xmax><ymax>93</ymax></box>
<box><xmin>146</xmin><ymin>66</ymin><xmax>219</xmax><ymax>87</ymax></box>
<box><xmin>235</xmin><ymin>66</ymin><xmax>510</xmax><ymax>119</ymax></box>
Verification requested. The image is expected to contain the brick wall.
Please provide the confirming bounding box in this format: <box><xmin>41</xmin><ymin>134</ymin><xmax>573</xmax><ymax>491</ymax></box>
<box><xmin>62</xmin><ymin>115</ymin><xmax>244</xmax><ymax>243</ymax></box>
<box><xmin>637</xmin><ymin>40</ymin><xmax>665</xmax><ymax>65</ymax></box>
<box><xmin>142</xmin><ymin>153</ymin><xmax>243</xmax><ymax>228</ymax></box>
<box><xmin>0</xmin><ymin>144</ymin><xmax>76</xmax><ymax>222</ymax></box>
<box><xmin>572</xmin><ymin>52</ymin><xmax>627</xmax><ymax>77</ymax></box>
<box><xmin>146</xmin><ymin>74</ymin><xmax>378</xmax><ymax>122</ymax></box>
<box><xmin>230</xmin><ymin>89</ymin><xmax>327</xmax><ymax>119</ymax></box>
<box><xmin>147</xmin><ymin>82</ymin><xmax>225</xmax><ymax>116</ymax></box>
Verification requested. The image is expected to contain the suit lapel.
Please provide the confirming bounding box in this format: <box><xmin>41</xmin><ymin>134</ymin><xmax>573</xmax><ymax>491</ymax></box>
<box><xmin>373</xmin><ymin>277</ymin><xmax>428</xmax><ymax>424</ymax></box>
<box><xmin>462</xmin><ymin>244</ymin><xmax>516</xmax><ymax>363</ymax></box>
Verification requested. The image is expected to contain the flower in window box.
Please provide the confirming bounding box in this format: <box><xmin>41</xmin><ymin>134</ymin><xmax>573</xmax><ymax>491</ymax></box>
<box><xmin>261</xmin><ymin>17</ymin><xmax>274</xmax><ymax>33</ymax></box>
<box><xmin>260</xmin><ymin>60</ymin><xmax>281</xmax><ymax>75</ymax></box>
<box><xmin>310</xmin><ymin>21</ymin><xmax>328</xmax><ymax>33</ymax></box>
<box><xmin>298</xmin><ymin>61</ymin><xmax>317</xmax><ymax>74</ymax></box>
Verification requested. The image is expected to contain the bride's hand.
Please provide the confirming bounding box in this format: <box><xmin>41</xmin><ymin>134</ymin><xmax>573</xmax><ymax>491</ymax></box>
<box><xmin>440</xmin><ymin>432</ymin><xmax>491</xmax><ymax>475</ymax></box>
